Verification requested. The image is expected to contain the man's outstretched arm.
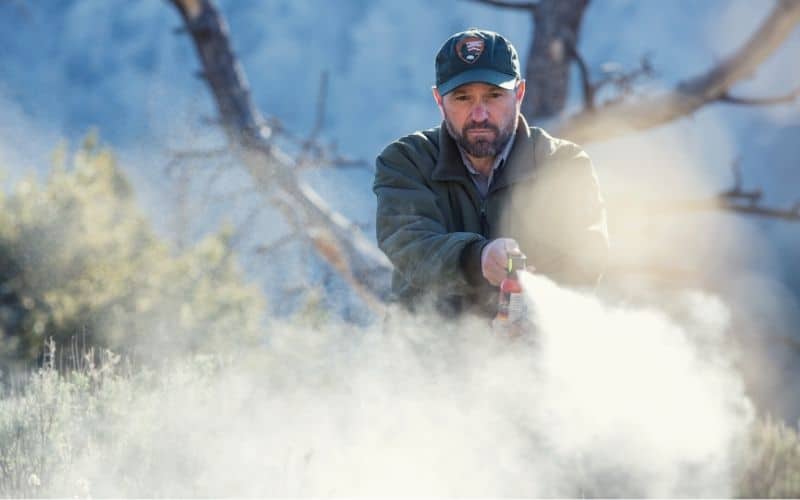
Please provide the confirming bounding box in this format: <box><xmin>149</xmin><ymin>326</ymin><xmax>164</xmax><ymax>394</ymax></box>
<box><xmin>374</xmin><ymin>150</ymin><xmax>488</xmax><ymax>296</ymax></box>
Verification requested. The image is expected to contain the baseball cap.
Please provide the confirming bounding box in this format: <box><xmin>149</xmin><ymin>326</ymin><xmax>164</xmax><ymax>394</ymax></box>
<box><xmin>435</xmin><ymin>28</ymin><xmax>521</xmax><ymax>95</ymax></box>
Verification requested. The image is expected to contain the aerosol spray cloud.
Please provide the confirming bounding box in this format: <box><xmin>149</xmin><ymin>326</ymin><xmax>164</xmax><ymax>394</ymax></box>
<box><xmin>30</xmin><ymin>273</ymin><xmax>753</xmax><ymax>497</ymax></box>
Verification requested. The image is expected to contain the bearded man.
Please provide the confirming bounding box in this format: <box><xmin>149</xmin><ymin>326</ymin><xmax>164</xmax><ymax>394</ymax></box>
<box><xmin>373</xmin><ymin>28</ymin><xmax>609</xmax><ymax>318</ymax></box>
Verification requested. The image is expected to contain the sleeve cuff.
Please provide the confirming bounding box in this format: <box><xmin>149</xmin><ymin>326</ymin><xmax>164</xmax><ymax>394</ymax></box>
<box><xmin>460</xmin><ymin>238</ymin><xmax>490</xmax><ymax>286</ymax></box>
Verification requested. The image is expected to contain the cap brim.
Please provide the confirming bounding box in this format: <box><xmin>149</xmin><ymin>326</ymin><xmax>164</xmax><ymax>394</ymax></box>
<box><xmin>438</xmin><ymin>69</ymin><xmax>517</xmax><ymax>95</ymax></box>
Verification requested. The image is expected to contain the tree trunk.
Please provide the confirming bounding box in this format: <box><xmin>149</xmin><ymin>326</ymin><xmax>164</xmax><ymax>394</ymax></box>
<box><xmin>523</xmin><ymin>0</ymin><xmax>590</xmax><ymax>120</ymax></box>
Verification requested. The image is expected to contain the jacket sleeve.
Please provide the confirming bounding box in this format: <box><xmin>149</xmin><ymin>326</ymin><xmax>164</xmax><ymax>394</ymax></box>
<box><xmin>529</xmin><ymin>141</ymin><xmax>609</xmax><ymax>286</ymax></box>
<box><xmin>373</xmin><ymin>144</ymin><xmax>487</xmax><ymax>296</ymax></box>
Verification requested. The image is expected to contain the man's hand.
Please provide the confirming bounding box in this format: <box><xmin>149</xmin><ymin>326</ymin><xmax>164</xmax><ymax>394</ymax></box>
<box><xmin>481</xmin><ymin>238</ymin><xmax>521</xmax><ymax>286</ymax></box>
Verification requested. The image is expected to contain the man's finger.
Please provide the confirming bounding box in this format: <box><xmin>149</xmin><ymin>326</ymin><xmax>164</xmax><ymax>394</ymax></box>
<box><xmin>481</xmin><ymin>237</ymin><xmax>523</xmax><ymax>286</ymax></box>
<box><xmin>489</xmin><ymin>252</ymin><xmax>506</xmax><ymax>268</ymax></box>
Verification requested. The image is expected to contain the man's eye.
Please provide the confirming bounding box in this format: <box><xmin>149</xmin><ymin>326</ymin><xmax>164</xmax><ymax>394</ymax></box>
<box><xmin>489</xmin><ymin>92</ymin><xmax>503</xmax><ymax>99</ymax></box>
<box><xmin>454</xmin><ymin>95</ymin><xmax>470</xmax><ymax>101</ymax></box>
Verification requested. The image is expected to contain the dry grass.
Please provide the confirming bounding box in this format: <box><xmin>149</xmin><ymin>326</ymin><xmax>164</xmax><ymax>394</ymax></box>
<box><xmin>1</xmin><ymin>336</ymin><xmax>799</xmax><ymax>497</ymax></box>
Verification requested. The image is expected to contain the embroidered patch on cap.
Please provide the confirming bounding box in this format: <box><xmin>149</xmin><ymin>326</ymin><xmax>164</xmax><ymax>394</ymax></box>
<box><xmin>455</xmin><ymin>36</ymin><xmax>485</xmax><ymax>64</ymax></box>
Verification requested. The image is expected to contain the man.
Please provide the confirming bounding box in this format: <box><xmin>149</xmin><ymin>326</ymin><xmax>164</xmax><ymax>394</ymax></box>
<box><xmin>373</xmin><ymin>28</ymin><xmax>609</xmax><ymax>318</ymax></box>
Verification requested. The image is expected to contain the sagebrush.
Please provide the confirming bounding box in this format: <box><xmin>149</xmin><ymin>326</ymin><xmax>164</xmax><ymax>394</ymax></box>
<box><xmin>0</xmin><ymin>134</ymin><xmax>266</xmax><ymax>368</ymax></box>
<box><xmin>1</xmin><ymin>344</ymin><xmax>799</xmax><ymax>497</ymax></box>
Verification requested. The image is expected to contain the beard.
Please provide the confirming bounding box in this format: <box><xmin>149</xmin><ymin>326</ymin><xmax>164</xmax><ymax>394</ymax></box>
<box><xmin>445</xmin><ymin>115</ymin><xmax>516</xmax><ymax>158</ymax></box>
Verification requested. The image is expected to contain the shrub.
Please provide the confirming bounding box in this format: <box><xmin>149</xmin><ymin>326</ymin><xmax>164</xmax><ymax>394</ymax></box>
<box><xmin>2</xmin><ymin>346</ymin><xmax>800</xmax><ymax>497</ymax></box>
<box><xmin>0</xmin><ymin>134</ymin><xmax>266</xmax><ymax>368</ymax></box>
<box><xmin>0</xmin><ymin>341</ymin><xmax>228</xmax><ymax>497</ymax></box>
<box><xmin>737</xmin><ymin>415</ymin><xmax>800</xmax><ymax>497</ymax></box>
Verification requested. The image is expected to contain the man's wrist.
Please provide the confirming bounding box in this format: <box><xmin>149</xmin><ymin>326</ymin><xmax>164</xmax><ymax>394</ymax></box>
<box><xmin>460</xmin><ymin>238</ymin><xmax>491</xmax><ymax>286</ymax></box>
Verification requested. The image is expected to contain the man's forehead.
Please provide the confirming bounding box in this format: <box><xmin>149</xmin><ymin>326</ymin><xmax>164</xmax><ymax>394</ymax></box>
<box><xmin>449</xmin><ymin>82</ymin><xmax>509</xmax><ymax>94</ymax></box>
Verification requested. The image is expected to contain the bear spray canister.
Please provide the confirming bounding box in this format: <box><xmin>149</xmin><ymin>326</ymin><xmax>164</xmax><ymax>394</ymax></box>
<box><xmin>493</xmin><ymin>253</ymin><xmax>528</xmax><ymax>336</ymax></box>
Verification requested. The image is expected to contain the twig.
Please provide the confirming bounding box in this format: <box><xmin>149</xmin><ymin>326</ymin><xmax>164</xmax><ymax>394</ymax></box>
<box><xmin>328</xmin><ymin>157</ymin><xmax>373</xmax><ymax>170</ymax></box>
<box><xmin>206</xmin><ymin>187</ymin><xmax>260</xmax><ymax>203</ymax></box>
<box><xmin>565</xmin><ymin>38</ymin><xmax>595</xmax><ymax>110</ymax></box>
<box><xmin>164</xmin><ymin>157</ymin><xmax>236</xmax><ymax>178</ymax></box>
<box><xmin>609</xmin><ymin>195</ymin><xmax>800</xmax><ymax>222</ymax></box>
<box><xmin>465</xmin><ymin>0</ymin><xmax>539</xmax><ymax>12</ymax></box>
<box><xmin>717</xmin><ymin>197</ymin><xmax>800</xmax><ymax>220</ymax></box>
<box><xmin>270</xmin><ymin>194</ymin><xmax>306</xmax><ymax>230</ymax></box>
<box><xmin>609</xmin><ymin>157</ymin><xmax>800</xmax><ymax>222</ymax></box>
<box><xmin>227</xmin><ymin>205</ymin><xmax>265</xmax><ymax>252</ymax></box>
<box><xmin>719</xmin><ymin>156</ymin><xmax>763</xmax><ymax>205</ymax></box>
<box><xmin>719</xmin><ymin>86</ymin><xmax>800</xmax><ymax>106</ymax></box>
<box><xmin>603</xmin><ymin>263</ymin><xmax>701</xmax><ymax>284</ymax></box>
<box><xmin>198</xmin><ymin>162</ymin><xmax>236</xmax><ymax>202</ymax></box>
<box><xmin>593</xmin><ymin>55</ymin><xmax>654</xmax><ymax>100</ymax></box>
<box><xmin>253</xmin><ymin>233</ymin><xmax>299</xmax><ymax>255</ymax></box>
<box><xmin>294</xmin><ymin>71</ymin><xmax>332</xmax><ymax>169</ymax></box>
<box><xmin>565</xmin><ymin>36</ymin><xmax>655</xmax><ymax>113</ymax></box>
<box><xmin>730</xmin><ymin>156</ymin><xmax>744</xmax><ymax>192</ymax></box>
<box><xmin>200</xmin><ymin>116</ymin><xmax>223</xmax><ymax>127</ymax></box>
<box><xmin>309</xmin><ymin>71</ymin><xmax>329</xmax><ymax>142</ymax></box>
<box><xmin>167</xmin><ymin>148</ymin><xmax>230</xmax><ymax>159</ymax></box>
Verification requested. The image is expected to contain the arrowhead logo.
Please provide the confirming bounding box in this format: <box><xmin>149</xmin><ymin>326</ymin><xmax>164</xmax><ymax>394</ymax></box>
<box><xmin>456</xmin><ymin>36</ymin><xmax>485</xmax><ymax>64</ymax></box>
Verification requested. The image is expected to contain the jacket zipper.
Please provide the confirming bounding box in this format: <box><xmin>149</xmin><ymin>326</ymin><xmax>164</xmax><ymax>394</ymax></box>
<box><xmin>479</xmin><ymin>199</ymin><xmax>490</xmax><ymax>237</ymax></box>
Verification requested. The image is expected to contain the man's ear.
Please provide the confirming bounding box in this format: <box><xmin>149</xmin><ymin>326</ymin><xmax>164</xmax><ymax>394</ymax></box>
<box><xmin>432</xmin><ymin>86</ymin><xmax>445</xmax><ymax>117</ymax></box>
<box><xmin>515</xmin><ymin>79</ymin><xmax>526</xmax><ymax>104</ymax></box>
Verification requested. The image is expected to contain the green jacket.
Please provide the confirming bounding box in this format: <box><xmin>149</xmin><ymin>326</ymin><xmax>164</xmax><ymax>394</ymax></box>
<box><xmin>373</xmin><ymin>116</ymin><xmax>609</xmax><ymax>317</ymax></box>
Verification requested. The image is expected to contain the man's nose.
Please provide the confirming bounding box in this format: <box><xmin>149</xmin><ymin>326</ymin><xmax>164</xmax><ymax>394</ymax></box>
<box><xmin>470</xmin><ymin>103</ymin><xmax>489</xmax><ymax>122</ymax></box>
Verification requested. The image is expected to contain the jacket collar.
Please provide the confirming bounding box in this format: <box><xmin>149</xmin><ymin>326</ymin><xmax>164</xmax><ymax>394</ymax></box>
<box><xmin>431</xmin><ymin>115</ymin><xmax>539</xmax><ymax>191</ymax></box>
<box><xmin>431</xmin><ymin>122</ymin><xmax>471</xmax><ymax>184</ymax></box>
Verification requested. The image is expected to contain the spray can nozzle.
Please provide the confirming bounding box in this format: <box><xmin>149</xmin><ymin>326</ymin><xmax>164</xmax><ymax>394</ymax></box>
<box><xmin>507</xmin><ymin>253</ymin><xmax>527</xmax><ymax>276</ymax></box>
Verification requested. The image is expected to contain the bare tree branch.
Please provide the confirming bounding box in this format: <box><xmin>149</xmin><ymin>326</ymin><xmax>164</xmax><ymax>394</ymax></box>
<box><xmin>630</xmin><ymin>196</ymin><xmax>800</xmax><ymax>221</ymax></box>
<box><xmin>554</xmin><ymin>0</ymin><xmax>800</xmax><ymax>144</ymax></box>
<box><xmin>276</xmin><ymin>79</ymin><xmax>372</xmax><ymax>172</ymax></box>
<box><xmin>206</xmin><ymin>187</ymin><xmax>259</xmax><ymax>203</ymax></box>
<box><xmin>719</xmin><ymin>86</ymin><xmax>800</xmax><ymax>106</ymax></box>
<box><xmin>263</xmin><ymin>78</ymin><xmax>370</xmax><ymax>173</ymax></box>
<box><xmin>294</xmin><ymin>71</ymin><xmax>331</xmax><ymax>170</ymax></box>
<box><xmin>166</xmin><ymin>148</ymin><xmax>230</xmax><ymax>159</ymax></box>
<box><xmin>296</xmin><ymin>155</ymin><xmax>372</xmax><ymax>172</ymax></box>
<box><xmin>309</xmin><ymin>71</ymin><xmax>328</xmax><ymax>142</ymax></box>
<box><xmin>608</xmin><ymin>155</ymin><xmax>800</xmax><ymax>222</ymax></box>
<box><xmin>593</xmin><ymin>55</ymin><xmax>654</xmax><ymax>99</ymax></box>
<box><xmin>169</xmin><ymin>0</ymin><xmax>392</xmax><ymax>311</ymax></box>
<box><xmin>253</xmin><ymin>233</ymin><xmax>299</xmax><ymax>255</ymax></box>
<box><xmin>227</xmin><ymin>204</ymin><xmax>264</xmax><ymax>252</ymax></box>
<box><xmin>566</xmin><ymin>38</ymin><xmax>655</xmax><ymax>113</ymax></box>
<box><xmin>603</xmin><ymin>263</ymin><xmax>701</xmax><ymax>285</ymax></box>
<box><xmin>729</xmin><ymin>156</ymin><xmax>745</xmax><ymax>193</ymax></box>
<box><xmin>609</xmin><ymin>179</ymin><xmax>800</xmax><ymax>222</ymax></box>
<box><xmin>719</xmin><ymin>156</ymin><xmax>762</xmax><ymax>204</ymax></box>
<box><xmin>327</xmin><ymin>157</ymin><xmax>372</xmax><ymax>170</ymax></box>
<box><xmin>714</xmin><ymin>158</ymin><xmax>800</xmax><ymax>220</ymax></box>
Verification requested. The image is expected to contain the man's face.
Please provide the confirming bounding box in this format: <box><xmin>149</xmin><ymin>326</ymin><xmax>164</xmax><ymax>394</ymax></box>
<box><xmin>433</xmin><ymin>81</ymin><xmax>525</xmax><ymax>159</ymax></box>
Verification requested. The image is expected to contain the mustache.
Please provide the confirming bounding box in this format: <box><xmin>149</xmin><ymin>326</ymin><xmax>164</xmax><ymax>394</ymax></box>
<box><xmin>462</xmin><ymin>122</ymin><xmax>500</xmax><ymax>134</ymax></box>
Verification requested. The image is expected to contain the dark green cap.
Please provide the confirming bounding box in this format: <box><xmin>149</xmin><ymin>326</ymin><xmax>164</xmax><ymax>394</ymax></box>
<box><xmin>435</xmin><ymin>28</ymin><xmax>521</xmax><ymax>95</ymax></box>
